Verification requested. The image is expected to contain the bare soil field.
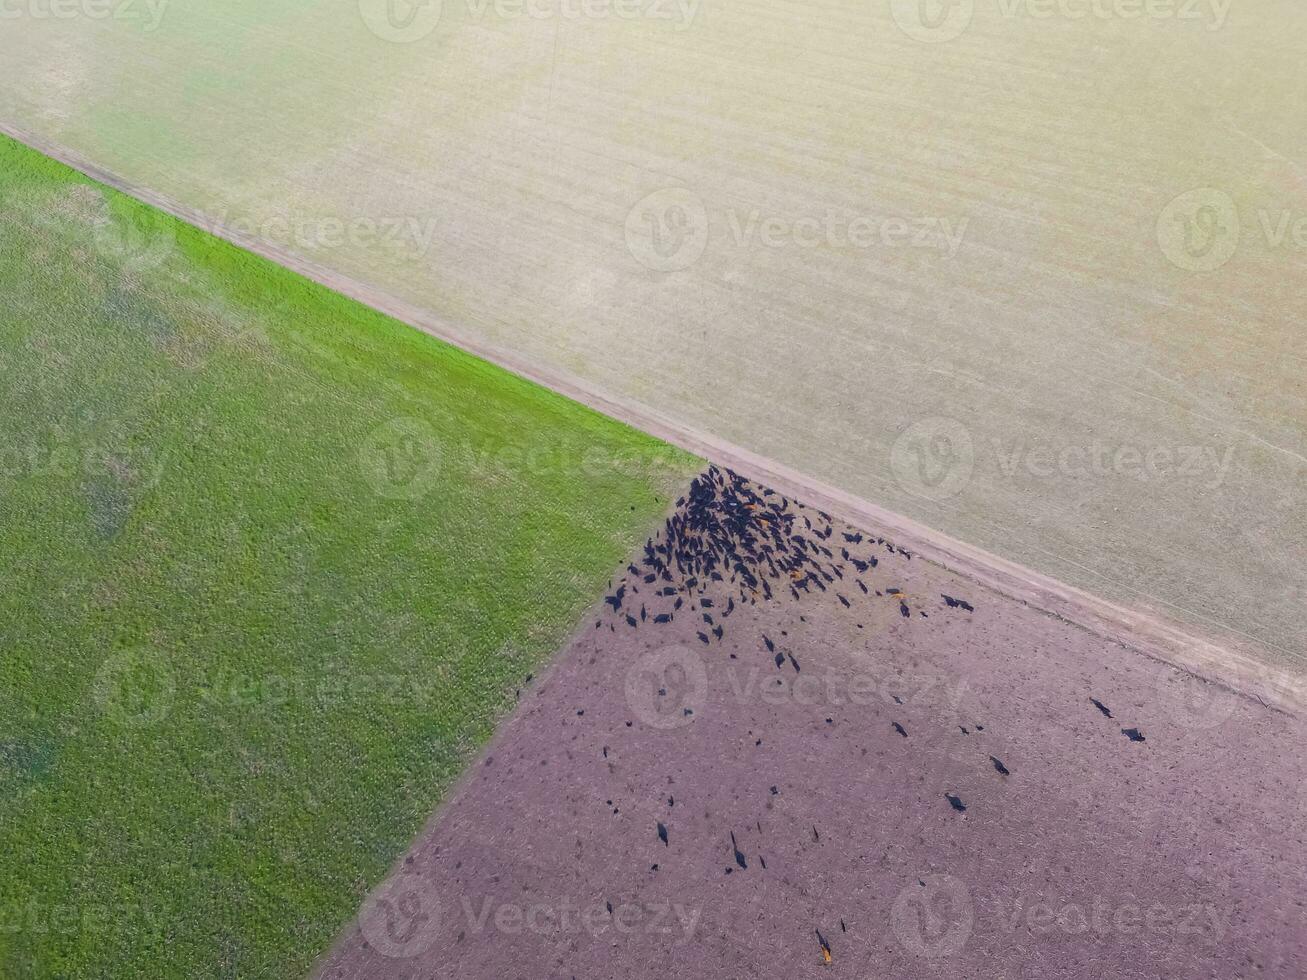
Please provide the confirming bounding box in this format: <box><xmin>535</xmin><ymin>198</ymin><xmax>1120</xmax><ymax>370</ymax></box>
<box><xmin>318</xmin><ymin>467</ymin><xmax>1306</xmax><ymax>979</ymax></box>
<box><xmin>1</xmin><ymin>2</ymin><xmax>1303</xmax><ymax>671</ymax></box>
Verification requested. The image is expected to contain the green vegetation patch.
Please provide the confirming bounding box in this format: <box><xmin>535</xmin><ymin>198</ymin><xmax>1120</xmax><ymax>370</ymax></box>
<box><xmin>0</xmin><ymin>133</ymin><xmax>699</xmax><ymax>978</ymax></box>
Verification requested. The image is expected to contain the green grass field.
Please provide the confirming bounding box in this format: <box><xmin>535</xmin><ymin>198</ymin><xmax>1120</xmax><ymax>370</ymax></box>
<box><xmin>0</xmin><ymin>134</ymin><xmax>699</xmax><ymax>978</ymax></box>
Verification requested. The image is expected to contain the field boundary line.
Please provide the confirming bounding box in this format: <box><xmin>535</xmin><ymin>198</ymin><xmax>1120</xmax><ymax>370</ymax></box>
<box><xmin>6</xmin><ymin>121</ymin><xmax>1301</xmax><ymax>714</ymax></box>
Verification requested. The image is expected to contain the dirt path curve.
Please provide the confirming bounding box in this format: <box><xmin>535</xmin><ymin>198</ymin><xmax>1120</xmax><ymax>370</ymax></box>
<box><xmin>317</xmin><ymin>467</ymin><xmax>1306</xmax><ymax>979</ymax></box>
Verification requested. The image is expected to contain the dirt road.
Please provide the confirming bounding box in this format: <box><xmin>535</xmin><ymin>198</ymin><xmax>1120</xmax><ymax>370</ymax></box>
<box><xmin>2</xmin><ymin>2</ymin><xmax>1303</xmax><ymax>669</ymax></box>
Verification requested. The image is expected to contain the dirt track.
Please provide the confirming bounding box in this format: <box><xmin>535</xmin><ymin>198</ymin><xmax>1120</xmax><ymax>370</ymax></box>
<box><xmin>317</xmin><ymin>468</ymin><xmax>1306</xmax><ymax>979</ymax></box>
<box><xmin>2</xmin><ymin>3</ymin><xmax>1304</xmax><ymax>670</ymax></box>
<box><xmin>3</xmin><ymin>122</ymin><xmax>1295</xmax><ymax>710</ymax></box>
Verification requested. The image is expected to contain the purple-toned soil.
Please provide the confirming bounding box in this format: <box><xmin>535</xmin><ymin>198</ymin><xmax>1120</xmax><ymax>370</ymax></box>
<box><xmin>318</xmin><ymin>467</ymin><xmax>1306</xmax><ymax>979</ymax></box>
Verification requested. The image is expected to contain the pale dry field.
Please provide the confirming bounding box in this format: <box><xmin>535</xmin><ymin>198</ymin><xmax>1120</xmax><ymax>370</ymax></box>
<box><xmin>2</xmin><ymin>0</ymin><xmax>1303</xmax><ymax>670</ymax></box>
